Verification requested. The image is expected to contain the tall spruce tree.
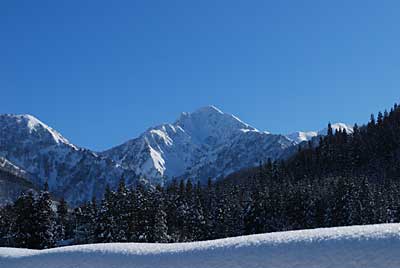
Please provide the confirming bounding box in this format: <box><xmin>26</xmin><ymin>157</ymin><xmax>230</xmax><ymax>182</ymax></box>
<box><xmin>114</xmin><ymin>178</ymin><xmax>129</xmax><ymax>242</ymax></box>
<box><xmin>56</xmin><ymin>197</ymin><xmax>69</xmax><ymax>242</ymax></box>
<box><xmin>153</xmin><ymin>187</ymin><xmax>170</xmax><ymax>243</ymax></box>
<box><xmin>95</xmin><ymin>185</ymin><xmax>116</xmax><ymax>243</ymax></box>
<box><xmin>12</xmin><ymin>192</ymin><xmax>36</xmax><ymax>248</ymax></box>
<box><xmin>34</xmin><ymin>182</ymin><xmax>56</xmax><ymax>249</ymax></box>
<box><xmin>0</xmin><ymin>205</ymin><xmax>14</xmax><ymax>246</ymax></box>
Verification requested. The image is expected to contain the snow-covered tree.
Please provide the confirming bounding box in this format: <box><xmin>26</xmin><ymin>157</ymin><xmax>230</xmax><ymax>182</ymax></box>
<box><xmin>34</xmin><ymin>182</ymin><xmax>56</xmax><ymax>249</ymax></box>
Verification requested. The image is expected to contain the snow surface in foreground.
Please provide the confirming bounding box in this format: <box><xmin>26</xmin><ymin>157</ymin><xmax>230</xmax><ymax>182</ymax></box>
<box><xmin>1</xmin><ymin>223</ymin><xmax>400</xmax><ymax>268</ymax></box>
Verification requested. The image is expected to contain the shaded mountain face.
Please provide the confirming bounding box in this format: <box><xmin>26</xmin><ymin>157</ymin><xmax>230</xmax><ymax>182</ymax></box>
<box><xmin>0</xmin><ymin>157</ymin><xmax>36</xmax><ymax>205</ymax></box>
<box><xmin>0</xmin><ymin>115</ymin><xmax>138</xmax><ymax>205</ymax></box>
<box><xmin>0</xmin><ymin>107</ymin><xmax>352</xmax><ymax>204</ymax></box>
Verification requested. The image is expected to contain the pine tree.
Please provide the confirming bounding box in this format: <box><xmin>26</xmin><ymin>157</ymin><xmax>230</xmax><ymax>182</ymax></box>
<box><xmin>56</xmin><ymin>197</ymin><xmax>69</xmax><ymax>242</ymax></box>
<box><xmin>327</xmin><ymin>122</ymin><xmax>333</xmax><ymax>137</ymax></box>
<box><xmin>134</xmin><ymin>183</ymin><xmax>155</xmax><ymax>242</ymax></box>
<box><xmin>186</xmin><ymin>186</ymin><xmax>206</xmax><ymax>241</ymax></box>
<box><xmin>95</xmin><ymin>185</ymin><xmax>116</xmax><ymax>243</ymax></box>
<box><xmin>214</xmin><ymin>189</ymin><xmax>235</xmax><ymax>238</ymax></box>
<box><xmin>12</xmin><ymin>192</ymin><xmax>36</xmax><ymax>248</ymax></box>
<box><xmin>153</xmin><ymin>208</ymin><xmax>169</xmax><ymax>243</ymax></box>
<box><xmin>73</xmin><ymin>198</ymin><xmax>97</xmax><ymax>244</ymax></box>
<box><xmin>164</xmin><ymin>180</ymin><xmax>181</xmax><ymax>242</ymax></box>
<box><xmin>244</xmin><ymin>190</ymin><xmax>264</xmax><ymax>235</ymax></box>
<box><xmin>34</xmin><ymin>182</ymin><xmax>56</xmax><ymax>249</ymax></box>
<box><xmin>176</xmin><ymin>186</ymin><xmax>190</xmax><ymax>241</ymax></box>
<box><xmin>127</xmin><ymin>185</ymin><xmax>138</xmax><ymax>241</ymax></box>
<box><xmin>0</xmin><ymin>205</ymin><xmax>14</xmax><ymax>247</ymax></box>
<box><xmin>152</xmin><ymin>188</ymin><xmax>170</xmax><ymax>243</ymax></box>
<box><xmin>202</xmin><ymin>177</ymin><xmax>216</xmax><ymax>240</ymax></box>
<box><xmin>114</xmin><ymin>178</ymin><xmax>129</xmax><ymax>242</ymax></box>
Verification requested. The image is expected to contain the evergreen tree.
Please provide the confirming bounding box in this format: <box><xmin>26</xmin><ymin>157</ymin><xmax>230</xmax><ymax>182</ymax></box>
<box><xmin>56</xmin><ymin>197</ymin><xmax>69</xmax><ymax>242</ymax></box>
<box><xmin>12</xmin><ymin>192</ymin><xmax>36</xmax><ymax>248</ymax></box>
<box><xmin>153</xmin><ymin>189</ymin><xmax>170</xmax><ymax>243</ymax></box>
<box><xmin>34</xmin><ymin>182</ymin><xmax>56</xmax><ymax>249</ymax></box>
<box><xmin>186</xmin><ymin>188</ymin><xmax>206</xmax><ymax>241</ymax></box>
<box><xmin>114</xmin><ymin>178</ymin><xmax>129</xmax><ymax>242</ymax></box>
<box><xmin>134</xmin><ymin>183</ymin><xmax>155</xmax><ymax>242</ymax></box>
<box><xmin>0</xmin><ymin>205</ymin><xmax>14</xmax><ymax>246</ymax></box>
<box><xmin>95</xmin><ymin>185</ymin><xmax>116</xmax><ymax>243</ymax></box>
<box><xmin>203</xmin><ymin>178</ymin><xmax>216</xmax><ymax>240</ymax></box>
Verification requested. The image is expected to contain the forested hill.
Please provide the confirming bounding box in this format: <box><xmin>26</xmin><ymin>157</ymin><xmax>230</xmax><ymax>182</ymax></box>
<box><xmin>288</xmin><ymin>104</ymin><xmax>400</xmax><ymax>180</ymax></box>
<box><xmin>218</xmin><ymin>102</ymin><xmax>400</xmax><ymax>234</ymax></box>
<box><xmin>225</xmin><ymin>102</ymin><xmax>400</xmax><ymax>184</ymax></box>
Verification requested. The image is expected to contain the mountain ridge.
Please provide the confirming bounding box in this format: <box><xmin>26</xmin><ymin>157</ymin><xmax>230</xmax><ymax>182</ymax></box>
<box><xmin>103</xmin><ymin>106</ymin><xmax>352</xmax><ymax>183</ymax></box>
<box><xmin>0</xmin><ymin>107</ymin><xmax>352</xmax><ymax>203</ymax></box>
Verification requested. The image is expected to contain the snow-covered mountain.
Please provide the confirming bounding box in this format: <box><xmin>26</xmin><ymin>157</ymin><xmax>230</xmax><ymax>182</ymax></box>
<box><xmin>0</xmin><ymin>108</ymin><xmax>352</xmax><ymax>204</ymax></box>
<box><xmin>2</xmin><ymin>223</ymin><xmax>399</xmax><ymax>268</ymax></box>
<box><xmin>103</xmin><ymin>106</ymin><xmax>353</xmax><ymax>184</ymax></box>
<box><xmin>102</xmin><ymin>106</ymin><xmax>296</xmax><ymax>184</ymax></box>
<box><xmin>0</xmin><ymin>114</ymin><xmax>138</xmax><ymax>205</ymax></box>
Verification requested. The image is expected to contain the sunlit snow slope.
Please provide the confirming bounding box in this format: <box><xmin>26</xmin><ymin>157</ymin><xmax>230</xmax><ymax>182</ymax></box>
<box><xmin>1</xmin><ymin>223</ymin><xmax>400</xmax><ymax>268</ymax></box>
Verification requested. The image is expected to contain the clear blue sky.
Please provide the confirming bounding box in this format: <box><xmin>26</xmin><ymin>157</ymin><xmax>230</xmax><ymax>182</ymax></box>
<box><xmin>1</xmin><ymin>1</ymin><xmax>399</xmax><ymax>151</ymax></box>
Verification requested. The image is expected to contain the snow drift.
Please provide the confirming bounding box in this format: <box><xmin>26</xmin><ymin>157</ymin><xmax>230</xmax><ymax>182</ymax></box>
<box><xmin>1</xmin><ymin>223</ymin><xmax>400</xmax><ymax>268</ymax></box>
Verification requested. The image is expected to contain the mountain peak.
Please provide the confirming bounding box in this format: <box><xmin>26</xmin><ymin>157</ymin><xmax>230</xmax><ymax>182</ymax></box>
<box><xmin>193</xmin><ymin>105</ymin><xmax>224</xmax><ymax>115</ymax></box>
<box><xmin>178</xmin><ymin>105</ymin><xmax>223</xmax><ymax>120</ymax></box>
<box><xmin>103</xmin><ymin>106</ymin><xmax>291</xmax><ymax>184</ymax></box>
<box><xmin>0</xmin><ymin>113</ymin><xmax>75</xmax><ymax>148</ymax></box>
<box><xmin>176</xmin><ymin>106</ymin><xmax>258</xmax><ymax>141</ymax></box>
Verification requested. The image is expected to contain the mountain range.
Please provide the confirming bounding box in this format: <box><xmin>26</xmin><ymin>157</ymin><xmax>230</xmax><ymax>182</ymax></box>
<box><xmin>0</xmin><ymin>106</ymin><xmax>352</xmax><ymax>204</ymax></box>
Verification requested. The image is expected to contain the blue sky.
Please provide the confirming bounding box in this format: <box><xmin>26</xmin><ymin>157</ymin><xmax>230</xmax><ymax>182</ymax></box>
<box><xmin>1</xmin><ymin>1</ymin><xmax>400</xmax><ymax>150</ymax></box>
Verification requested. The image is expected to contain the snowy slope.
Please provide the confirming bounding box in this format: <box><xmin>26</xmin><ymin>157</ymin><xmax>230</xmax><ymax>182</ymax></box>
<box><xmin>1</xmin><ymin>223</ymin><xmax>400</xmax><ymax>268</ymax></box>
<box><xmin>0</xmin><ymin>114</ymin><xmax>138</xmax><ymax>205</ymax></box>
<box><xmin>103</xmin><ymin>106</ymin><xmax>295</xmax><ymax>184</ymax></box>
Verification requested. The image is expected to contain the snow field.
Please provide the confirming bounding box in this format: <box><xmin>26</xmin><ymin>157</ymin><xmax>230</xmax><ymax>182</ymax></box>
<box><xmin>1</xmin><ymin>223</ymin><xmax>400</xmax><ymax>268</ymax></box>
